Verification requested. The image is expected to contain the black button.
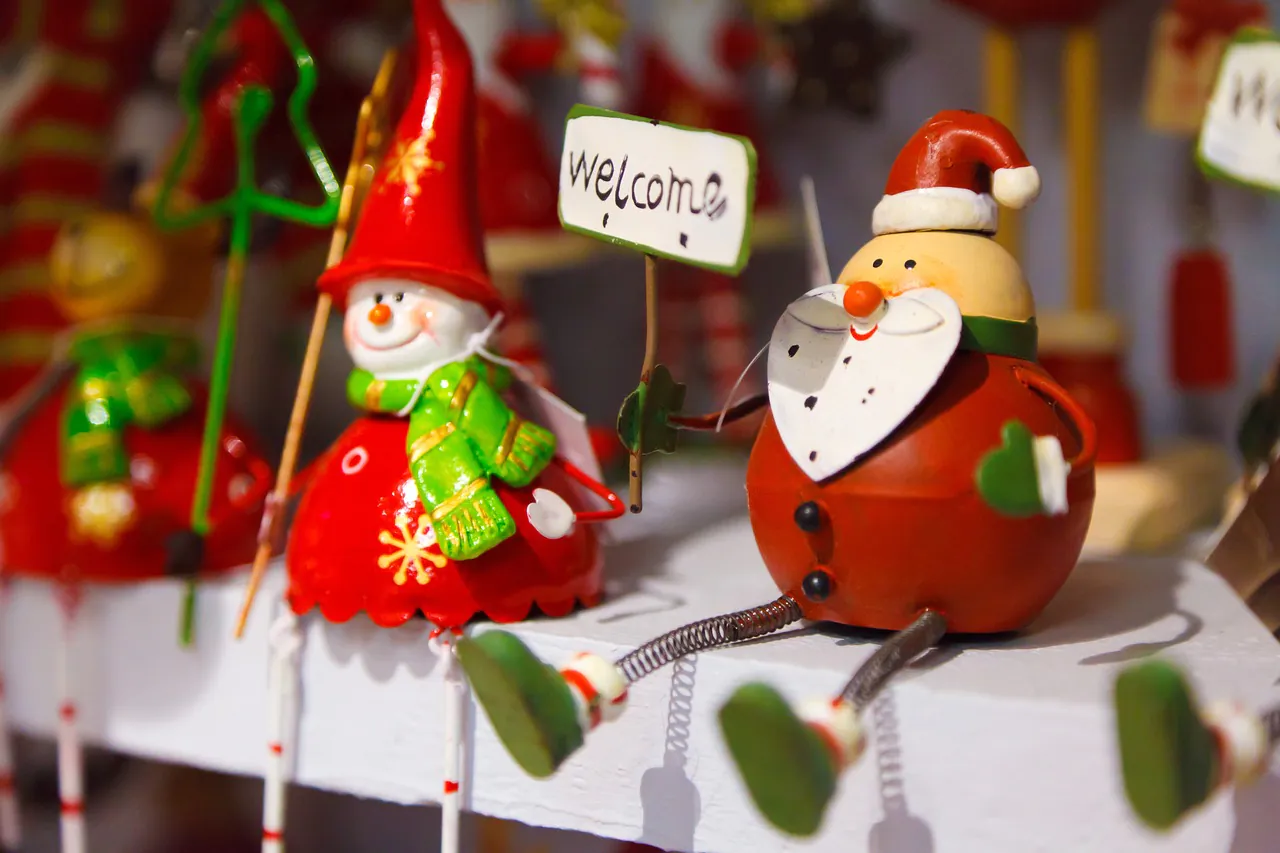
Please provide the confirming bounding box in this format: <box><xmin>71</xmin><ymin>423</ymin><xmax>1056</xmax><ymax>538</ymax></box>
<box><xmin>803</xmin><ymin>570</ymin><xmax>832</xmax><ymax>602</ymax></box>
<box><xmin>794</xmin><ymin>501</ymin><xmax>822</xmax><ymax>533</ymax></box>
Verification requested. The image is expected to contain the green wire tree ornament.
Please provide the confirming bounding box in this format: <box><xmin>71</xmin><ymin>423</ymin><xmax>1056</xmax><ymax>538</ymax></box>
<box><xmin>153</xmin><ymin>0</ymin><xmax>341</xmax><ymax>646</ymax></box>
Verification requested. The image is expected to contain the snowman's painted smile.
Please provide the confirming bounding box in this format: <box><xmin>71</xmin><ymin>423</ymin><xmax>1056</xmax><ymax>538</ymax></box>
<box><xmin>850</xmin><ymin>325</ymin><xmax>878</xmax><ymax>342</ymax></box>
<box><xmin>357</xmin><ymin>325</ymin><xmax>435</xmax><ymax>352</ymax></box>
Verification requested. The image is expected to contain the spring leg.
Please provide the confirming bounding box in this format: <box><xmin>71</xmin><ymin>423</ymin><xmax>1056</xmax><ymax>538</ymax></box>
<box><xmin>720</xmin><ymin>611</ymin><xmax>948</xmax><ymax>838</ymax></box>
<box><xmin>460</xmin><ymin>596</ymin><xmax>803</xmax><ymax>779</ymax></box>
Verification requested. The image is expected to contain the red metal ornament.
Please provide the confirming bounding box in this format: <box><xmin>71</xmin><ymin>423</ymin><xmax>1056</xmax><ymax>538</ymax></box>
<box><xmin>0</xmin><ymin>382</ymin><xmax>270</xmax><ymax>584</ymax></box>
<box><xmin>748</xmin><ymin>353</ymin><xmax>1095</xmax><ymax>633</ymax></box>
<box><xmin>286</xmin><ymin>415</ymin><xmax>612</xmax><ymax>629</ymax></box>
<box><xmin>944</xmin><ymin>0</ymin><xmax>1118</xmax><ymax>28</ymax></box>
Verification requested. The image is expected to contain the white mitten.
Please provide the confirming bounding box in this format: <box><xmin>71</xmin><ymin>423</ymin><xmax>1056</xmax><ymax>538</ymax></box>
<box><xmin>528</xmin><ymin>489</ymin><xmax>576</xmax><ymax>540</ymax></box>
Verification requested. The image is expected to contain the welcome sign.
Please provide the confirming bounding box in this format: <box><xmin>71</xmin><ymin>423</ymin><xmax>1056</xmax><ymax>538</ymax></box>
<box><xmin>558</xmin><ymin>106</ymin><xmax>758</xmax><ymax>275</ymax></box>
<box><xmin>1199</xmin><ymin>29</ymin><xmax>1280</xmax><ymax>193</ymax></box>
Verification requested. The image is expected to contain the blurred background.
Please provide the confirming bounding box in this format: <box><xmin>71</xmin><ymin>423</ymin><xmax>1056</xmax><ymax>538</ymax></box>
<box><xmin>3</xmin><ymin>0</ymin><xmax>1279</xmax><ymax>849</ymax></box>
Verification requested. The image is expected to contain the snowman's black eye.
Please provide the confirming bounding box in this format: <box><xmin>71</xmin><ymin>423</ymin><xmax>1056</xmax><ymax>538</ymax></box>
<box><xmin>394</xmin><ymin>293</ymin><xmax>405</xmax><ymax>302</ymax></box>
<box><xmin>872</xmin><ymin>259</ymin><xmax>883</xmax><ymax>268</ymax></box>
<box><xmin>374</xmin><ymin>293</ymin><xmax>385</xmax><ymax>304</ymax></box>
<box><xmin>904</xmin><ymin>260</ymin><xmax>917</xmax><ymax>270</ymax></box>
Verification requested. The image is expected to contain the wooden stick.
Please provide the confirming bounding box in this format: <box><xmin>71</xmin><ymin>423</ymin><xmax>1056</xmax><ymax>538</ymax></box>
<box><xmin>629</xmin><ymin>255</ymin><xmax>660</xmax><ymax>513</ymax></box>
<box><xmin>1064</xmin><ymin>24</ymin><xmax>1100</xmax><ymax>313</ymax></box>
<box><xmin>985</xmin><ymin>25</ymin><xmax>1021</xmax><ymax>261</ymax></box>
<box><xmin>234</xmin><ymin>50</ymin><xmax>398</xmax><ymax>639</ymax></box>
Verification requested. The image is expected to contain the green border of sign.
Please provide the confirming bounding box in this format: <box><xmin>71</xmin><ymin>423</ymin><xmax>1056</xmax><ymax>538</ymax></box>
<box><xmin>557</xmin><ymin>104</ymin><xmax>759</xmax><ymax>276</ymax></box>
<box><xmin>1197</xmin><ymin>27</ymin><xmax>1280</xmax><ymax>194</ymax></box>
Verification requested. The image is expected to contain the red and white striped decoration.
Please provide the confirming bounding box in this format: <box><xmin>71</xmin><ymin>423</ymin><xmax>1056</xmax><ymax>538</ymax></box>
<box><xmin>558</xmin><ymin>653</ymin><xmax>628</xmax><ymax>733</ymax></box>
<box><xmin>798</xmin><ymin>698</ymin><xmax>865</xmax><ymax>771</ymax></box>
<box><xmin>56</xmin><ymin>588</ymin><xmax>84</xmax><ymax>853</ymax></box>
<box><xmin>1205</xmin><ymin>701</ymin><xmax>1270</xmax><ymax>788</ymax></box>
<box><xmin>261</xmin><ymin>611</ymin><xmax>303</xmax><ymax>853</ymax></box>
<box><xmin>573</xmin><ymin>28</ymin><xmax>624</xmax><ymax>111</ymax></box>
<box><xmin>0</xmin><ymin>583</ymin><xmax>21</xmax><ymax>852</ymax></box>
<box><xmin>434</xmin><ymin>628</ymin><xmax>467</xmax><ymax>853</ymax></box>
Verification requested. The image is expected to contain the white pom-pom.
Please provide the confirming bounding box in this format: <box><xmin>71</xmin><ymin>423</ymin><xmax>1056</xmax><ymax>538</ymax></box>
<box><xmin>992</xmin><ymin>166</ymin><xmax>1041</xmax><ymax>210</ymax></box>
<box><xmin>561</xmin><ymin>654</ymin><xmax>629</xmax><ymax>730</ymax></box>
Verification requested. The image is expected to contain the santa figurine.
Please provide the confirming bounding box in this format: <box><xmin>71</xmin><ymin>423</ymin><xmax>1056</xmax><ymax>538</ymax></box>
<box><xmin>637</xmin><ymin>0</ymin><xmax>798</xmax><ymax>437</ymax></box>
<box><xmin>459</xmin><ymin>110</ymin><xmax>1097</xmax><ymax>837</ymax></box>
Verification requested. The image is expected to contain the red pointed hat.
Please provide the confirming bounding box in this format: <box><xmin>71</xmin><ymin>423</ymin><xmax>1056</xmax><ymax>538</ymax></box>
<box><xmin>872</xmin><ymin>110</ymin><xmax>1041</xmax><ymax>237</ymax></box>
<box><xmin>318</xmin><ymin>0</ymin><xmax>499</xmax><ymax>315</ymax></box>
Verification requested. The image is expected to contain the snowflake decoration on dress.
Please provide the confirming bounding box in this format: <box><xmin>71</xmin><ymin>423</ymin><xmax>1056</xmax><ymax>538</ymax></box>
<box><xmin>386</xmin><ymin>131</ymin><xmax>445</xmax><ymax>197</ymax></box>
<box><xmin>378</xmin><ymin>513</ymin><xmax>448</xmax><ymax>586</ymax></box>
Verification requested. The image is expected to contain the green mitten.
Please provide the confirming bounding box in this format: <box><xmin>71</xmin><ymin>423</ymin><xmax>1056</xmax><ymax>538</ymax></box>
<box><xmin>975</xmin><ymin>420</ymin><xmax>1048</xmax><ymax>517</ymax></box>
<box><xmin>617</xmin><ymin>364</ymin><xmax>687</xmax><ymax>456</ymax></box>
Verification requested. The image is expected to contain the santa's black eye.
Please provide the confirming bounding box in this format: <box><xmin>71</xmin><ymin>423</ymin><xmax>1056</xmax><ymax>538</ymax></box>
<box><xmin>905</xmin><ymin>260</ymin><xmax>917</xmax><ymax>270</ymax></box>
<box><xmin>374</xmin><ymin>293</ymin><xmax>385</xmax><ymax>304</ymax></box>
<box><xmin>394</xmin><ymin>293</ymin><xmax>404</xmax><ymax>302</ymax></box>
<box><xmin>872</xmin><ymin>259</ymin><xmax>883</xmax><ymax>268</ymax></box>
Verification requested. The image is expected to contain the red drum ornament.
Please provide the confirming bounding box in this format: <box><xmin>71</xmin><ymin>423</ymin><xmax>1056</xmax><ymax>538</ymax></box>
<box><xmin>0</xmin><ymin>387</ymin><xmax>270</xmax><ymax>584</ymax></box>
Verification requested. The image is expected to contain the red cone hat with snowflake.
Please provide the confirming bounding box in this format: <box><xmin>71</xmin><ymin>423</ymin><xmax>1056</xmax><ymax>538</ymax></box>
<box><xmin>872</xmin><ymin>109</ymin><xmax>1041</xmax><ymax>236</ymax></box>
<box><xmin>317</xmin><ymin>0</ymin><xmax>502</xmax><ymax>316</ymax></box>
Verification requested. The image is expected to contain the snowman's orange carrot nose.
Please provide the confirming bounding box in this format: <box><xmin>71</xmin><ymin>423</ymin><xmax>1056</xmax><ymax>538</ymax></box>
<box><xmin>368</xmin><ymin>303</ymin><xmax>392</xmax><ymax>326</ymax></box>
<box><xmin>843</xmin><ymin>281</ymin><xmax>884</xmax><ymax>321</ymax></box>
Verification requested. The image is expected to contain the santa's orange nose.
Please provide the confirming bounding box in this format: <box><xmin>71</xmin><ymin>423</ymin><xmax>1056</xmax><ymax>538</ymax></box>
<box><xmin>368</xmin><ymin>303</ymin><xmax>392</xmax><ymax>326</ymax></box>
<box><xmin>843</xmin><ymin>281</ymin><xmax>884</xmax><ymax>320</ymax></box>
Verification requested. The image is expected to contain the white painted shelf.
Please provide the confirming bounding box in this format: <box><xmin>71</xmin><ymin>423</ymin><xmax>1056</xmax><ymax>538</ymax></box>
<box><xmin>3</xmin><ymin>460</ymin><xmax>1279</xmax><ymax>853</ymax></box>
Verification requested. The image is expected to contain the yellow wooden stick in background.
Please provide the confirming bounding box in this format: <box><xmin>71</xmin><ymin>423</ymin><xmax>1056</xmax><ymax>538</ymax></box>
<box><xmin>1064</xmin><ymin>24</ymin><xmax>1101</xmax><ymax>313</ymax></box>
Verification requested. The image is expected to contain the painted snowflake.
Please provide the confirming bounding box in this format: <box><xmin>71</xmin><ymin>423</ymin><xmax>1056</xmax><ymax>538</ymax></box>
<box><xmin>378</xmin><ymin>513</ymin><xmax>447</xmax><ymax>586</ymax></box>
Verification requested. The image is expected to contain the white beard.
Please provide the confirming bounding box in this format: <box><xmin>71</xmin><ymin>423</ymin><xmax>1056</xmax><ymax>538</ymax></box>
<box><xmin>766</xmin><ymin>287</ymin><xmax>963</xmax><ymax>482</ymax></box>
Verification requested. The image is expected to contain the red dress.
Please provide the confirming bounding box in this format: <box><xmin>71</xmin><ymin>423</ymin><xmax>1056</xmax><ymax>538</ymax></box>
<box><xmin>286</xmin><ymin>415</ymin><xmax>617</xmax><ymax>629</ymax></box>
<box><xmin>0</xmin><ymin>382</ymin><xmax>271</xmax><ymax>584</ymax></box>
<box><xmin>746</xmin><ymin>352</ymin><xmax>1097</xmax><ymax>635</ymax></box>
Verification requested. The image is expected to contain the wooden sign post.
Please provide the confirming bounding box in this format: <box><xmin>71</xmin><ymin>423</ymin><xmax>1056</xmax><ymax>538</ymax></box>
<box><xmin>558</xmin><ymin>106</ymin><xmax>758</xmax><ymax>511</ymax></box>
<box><xmin>1199</xmin><ymin>28</ymin><xmax>1280</xmax><ymax>190</ymax></box>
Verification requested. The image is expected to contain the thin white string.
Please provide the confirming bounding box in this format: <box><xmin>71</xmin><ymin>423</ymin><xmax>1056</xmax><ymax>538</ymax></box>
<box><xmin>715</xmin><ymin>342</ymin><xmax>769</xmax><ymax>433</ymax></box>
<box><xmin>396</xmin><ymin>312</ymin><xmax>533</xmax><ymax>417</ymax></box>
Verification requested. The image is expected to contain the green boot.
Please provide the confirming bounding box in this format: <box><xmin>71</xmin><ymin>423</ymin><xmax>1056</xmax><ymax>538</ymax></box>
<box><xmin>1114</xmin><ymin>660</ymin><xmax>1220</xmax><ymax>830</ymax></box>
<box><xmin>458</xmin><ymin>633</ymin><xmax>586</xmax><ymax>778</ymax></box>
<box><xmin>720</xmin><ymin>683</ymin><xmax>842</xmax><ymax>837</ymax></box>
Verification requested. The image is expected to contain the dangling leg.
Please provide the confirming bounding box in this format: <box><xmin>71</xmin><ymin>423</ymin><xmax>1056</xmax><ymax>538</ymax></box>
<box><xmin>457</xmin><ymin>597</ymin><xmax>804</xmax><ymax>778</ymax></box>
<box><xmin>1115</xmin><ymin>660</ymin><xmax>1280</xmax><ymax>831</ymax></box>
<box><xmin>720</xmin><ymin>611</ymin><xmax>947</xmax><ymax>837</ymax></box>
<box><xmin>56</xmin><ymin>587</ymin><xmax>85</xmax><ymax>853</ymax></box>
<box><xmin>262</xmin><ymin>611</ymin><xmax>304</xmax><ymax>853</ymax></box>
<box><xmin>434</xmin><ymin>630</ymin><xmax>467</xmax><ymax>853</ymax></box>
<box><xmin>0</xmin><ymin>583</ymin><xmax>20</xmax><ymax>853</ymax></box>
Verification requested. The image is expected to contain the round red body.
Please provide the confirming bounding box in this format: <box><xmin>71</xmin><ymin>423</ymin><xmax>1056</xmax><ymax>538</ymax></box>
<box><xmin>0</xmin><ymin>383</ymin><xmax>271</xmax><ymax>584</ymax></box>
<box><xmin>944</xmin><ymin>0</ymin><xmax>1116</xmax><ymax>27</ymax></box>
<box><xmin>746</xmin><ymin>353</ymin><xmax>1095</xmax><ymax>635</ymax></box>
<box><xmin>286</xmin><ymin>415</ymin><xmax>604</xmax><ymax>629</ymax></box>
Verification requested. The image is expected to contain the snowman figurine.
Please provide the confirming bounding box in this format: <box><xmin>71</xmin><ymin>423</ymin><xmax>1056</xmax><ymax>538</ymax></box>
<box><xmin>459</xmin><ymin>110</ymin><xmax>1098</xmax><ymax>837</ymax></box>
<box><xmin>285</xmin><ymin>0</ymin><xmax>623</xmax><ymax>630</ymax></box>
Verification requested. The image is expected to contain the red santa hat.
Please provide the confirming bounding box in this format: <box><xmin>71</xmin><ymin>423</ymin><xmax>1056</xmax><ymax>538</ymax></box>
<box><xmin>872</xmin><ymin>110</ymin><xmax>1041</xmax><ymax>237</ymax></box>
<box><xmin>318</xmin><ymin>0</ymin><xmax>500</xmax><ymax>315</ymax></box>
